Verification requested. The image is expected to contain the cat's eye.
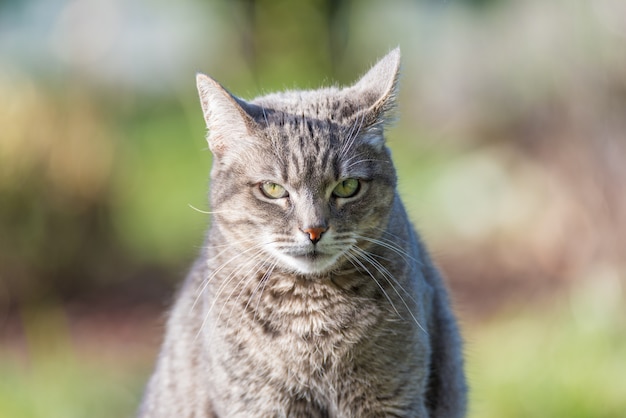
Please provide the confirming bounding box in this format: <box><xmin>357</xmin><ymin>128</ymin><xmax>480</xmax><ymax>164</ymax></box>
<box><xmin>332</xmin><ymin>178</ymin><xmax>361</xmax><ymax>198</ymax></box>
<box><xmin>260</xmin><ymin>182</ymin><xmax>288</xmax><ymax>199</ymax></box>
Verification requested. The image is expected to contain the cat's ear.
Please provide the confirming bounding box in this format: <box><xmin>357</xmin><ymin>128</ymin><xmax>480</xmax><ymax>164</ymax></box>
<box><xmin>348</xmin><ymin>48</ymin><xmax>401</xmax><ymax>148</ymax></box>
<box><xmin>196</xmin><ymin>73</ymin><xmax>258</xmax><ymax>158</ymax></box>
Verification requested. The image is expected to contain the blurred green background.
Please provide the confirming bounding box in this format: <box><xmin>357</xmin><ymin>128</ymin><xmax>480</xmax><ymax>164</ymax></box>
<box><xmin>1</xmin><ymin>0</ymin><xmax>625</xmax><ymax>416</ymax></box>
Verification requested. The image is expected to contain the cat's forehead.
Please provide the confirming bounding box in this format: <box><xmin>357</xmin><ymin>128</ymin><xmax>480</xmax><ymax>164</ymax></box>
<box><xmin>248</xmin><ymin>90</ymin><xmax>366</xmax><ymax>156</ymax></box>
<box><xmin>249</xmin><ymin>123</ymin><xmax>378</xmax><ymax>191</ymax></box>
<box><xmin>255</xmin><ymin>125</ymin><xmax>343</xmax><ymax>188</ymax></box>
<box><xmin>250</xmin><ymin>88</ymin><xmax>360</xmax><ymax>126</ymax></box>
<box><xmin>233</xmin><ymin>88</ymin><xmax>390</xmax><ymax>186</ymax></box>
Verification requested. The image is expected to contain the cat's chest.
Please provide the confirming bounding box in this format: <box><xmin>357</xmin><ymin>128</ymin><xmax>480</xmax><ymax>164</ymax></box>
<box><xmin>211</xmin><ymin>272</ymin><xmax>375</xmax><ymax>332</ymax></box>
<box><xmin>205</xmin><ymin>271</ymin><xmax>381</xmax><ymax>360</ymax></box>
<box><xmin>204</xmin><ymin>278</ymin><xmax>380</xmax><ymax>397</ymax></box>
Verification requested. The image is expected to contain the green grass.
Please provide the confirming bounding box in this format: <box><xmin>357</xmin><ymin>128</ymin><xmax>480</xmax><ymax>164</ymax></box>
<box><xmin>0</xmin><ymin>306</ymin><xmax>148</xmax><ymax>418</ymax></box>
<box><xmin>0</xmin><ymin>354</ymin><xmax>144</xmax><ymax>418</ymax></box>
<box><xmin>1</xmin><ymin>283</ymin><xmax>624</xmax><ymax>417</ymax></box>
<box><xmin>467</xmin><ymin>282</ymin><xmax>626</xmax><ymax>418</ymax></box>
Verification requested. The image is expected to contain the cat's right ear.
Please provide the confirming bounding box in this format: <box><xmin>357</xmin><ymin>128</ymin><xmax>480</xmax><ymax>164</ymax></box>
<box><xmin>196</xmin><ymin>73</ymin><xmax>257</xmax><ymax>158</ymax></box>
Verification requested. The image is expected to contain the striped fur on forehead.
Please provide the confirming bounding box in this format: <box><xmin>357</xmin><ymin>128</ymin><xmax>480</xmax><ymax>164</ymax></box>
<box><xmin>245</xmin><ymin>106</ymin><xmax>386</xmax><ymax>190</ymax></box>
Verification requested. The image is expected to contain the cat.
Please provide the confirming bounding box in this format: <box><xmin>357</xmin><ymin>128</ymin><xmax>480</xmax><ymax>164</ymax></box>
<box><xmin>139</xmin><ymin>48</ymin><xmax>467</xmax><ymax>418</ymax></box>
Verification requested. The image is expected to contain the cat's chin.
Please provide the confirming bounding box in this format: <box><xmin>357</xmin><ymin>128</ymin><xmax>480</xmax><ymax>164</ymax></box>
<box><xmin>277</xmin><ymin>252</ymin><xmax>342</xmax><ymax>276</ymax></box>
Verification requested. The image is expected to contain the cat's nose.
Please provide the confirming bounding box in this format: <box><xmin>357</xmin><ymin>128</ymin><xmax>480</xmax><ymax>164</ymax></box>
<box><xmin>301</xmin><ymin>226</ymin><xmax>328</xmax><ymax>244</ymax></box>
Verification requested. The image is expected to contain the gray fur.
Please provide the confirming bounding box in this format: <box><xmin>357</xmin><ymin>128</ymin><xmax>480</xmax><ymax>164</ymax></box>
<box><xmin>139</xmin><ymin>48</ymin><xmax>467</xmax><ymax>418</ymax></box>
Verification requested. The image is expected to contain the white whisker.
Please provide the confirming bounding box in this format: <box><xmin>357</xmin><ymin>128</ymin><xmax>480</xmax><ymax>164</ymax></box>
<box><xmin>218</xmin><ymin>252</ymin><xmax>271</xmax><ymax>334</ymax></box>
<box><xmin>339</xmin><ymin>111</ymin><xmax>365</xmax><ymax>160</ymax></box>
<box><xmin>343</xmin><ymin>158</ymin><xmax>389</xmax><ymax>170</ymax></box>
<box><xmin>188</xmin><ymin>204</ymin><xmax>238</xmax><ymax>216</ymax></box>
<box><xmin>344</xmin><ymin>250</ymin><xmax>403</xmax><ymax>319</ymax></box>
<box><xmin>261</xmin><ymin>105</ymin><xmax>269</xmax><ymax>128</ymax></box>
<box><xmin>222</xmin><ymin>253</ymin><xmax>276</xmax><ymax>331</ymax></box>
<box><xmin>191</xmin><ymin>240</ymin><xmax>275</xmax><ymax>312</ymax></box>
<box><xmin>195</xmin><ymin>248</ymin><xmax>269</xmax><ymax>341</ymax></box>
<box><xmin>350</xmin><ymin>245</ymin><xmax>427</xmax><ymax>334</ymax></box>
<box><xmin>355</xmin><ymin>234</ymin><xmax>421</xmax><ymax>267</ymax></box>
<box><xmin>245</xmin><ymin>261</ymin><xmax>277</xmax><ymax>329</ymax></box>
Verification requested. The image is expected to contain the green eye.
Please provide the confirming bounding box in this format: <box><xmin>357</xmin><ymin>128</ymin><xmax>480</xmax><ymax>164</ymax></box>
<box><xmin>332</xmin><ymin>178</ymin><xmax>361</xmax><ymax>198</ymax></box>
<box><xmin>260</xmin><ymin>182</ymin><xmax>288</xmax><ymax>199</ymax></box>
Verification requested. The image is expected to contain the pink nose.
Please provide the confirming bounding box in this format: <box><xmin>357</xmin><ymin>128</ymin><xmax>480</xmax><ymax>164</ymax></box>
<box><xmin>301</xmin><ymin>226</ymin><xmax>328</xmax><ymax>244</ymax></box>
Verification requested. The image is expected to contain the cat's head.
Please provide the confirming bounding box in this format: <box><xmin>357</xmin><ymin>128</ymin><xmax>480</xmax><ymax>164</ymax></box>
<box><xmin>196</xmin><ymin>49</ymin><xmax>401</xmax><ymax>276</ymax></box>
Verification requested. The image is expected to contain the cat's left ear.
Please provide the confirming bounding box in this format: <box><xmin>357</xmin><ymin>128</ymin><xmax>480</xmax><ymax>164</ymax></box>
<box><xmin>348</xmin><ymin>47</ymin><xmax>401</xmax><ymax>148</ymax></box>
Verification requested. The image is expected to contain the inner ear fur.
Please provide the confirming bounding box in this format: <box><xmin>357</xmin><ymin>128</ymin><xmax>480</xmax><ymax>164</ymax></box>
<box><xmin>196</xmin><ymin>73</ymin><xmax>260</xmax><ymax>157</ymax></box>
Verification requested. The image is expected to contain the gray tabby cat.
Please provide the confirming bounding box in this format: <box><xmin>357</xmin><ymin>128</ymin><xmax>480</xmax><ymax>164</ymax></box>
<box><xmin>139</xmin><ymin>48</ymin><xmax>467</xmax><ymax>418</ymax></box>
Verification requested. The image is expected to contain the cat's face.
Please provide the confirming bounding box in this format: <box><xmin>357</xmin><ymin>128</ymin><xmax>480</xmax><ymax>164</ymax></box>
<box><xmin>197</xmin><ymin>49</ymin><xmax>401</xmax><ymax>276</ymax></box>
<box><xmin>209</xmin><ymin>113</ymin><xmax>396</xmax><ymax>275</ymax></box>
